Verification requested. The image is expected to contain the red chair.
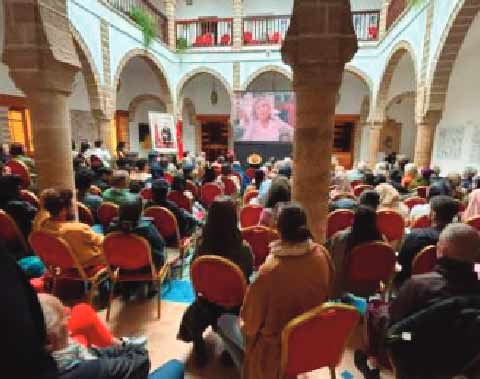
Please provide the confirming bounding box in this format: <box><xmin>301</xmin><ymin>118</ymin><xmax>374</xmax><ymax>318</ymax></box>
<box><xmin>412</xmin><ymin>245</ymin><xmax>437</xmax><ymax>275</ymax></box>
<box><xmin>103</xmin><ymin>232</ymin><xmax>170</xmax><ymax>320</ymax></box>
<box><xmin>200</xmin><ymin>182</ymin><xmax>223</xmax><ymax>208</ymax></box>
<box><xmin>222</xmin><ymin>176</ymin><xmax>238</xmax><ymax>196</ymax></box>
<box><xmin>326</xmin><ymin>210</ymin><xmax>355</xmax><ymax>240</ymax></box>
<box><xmin>20</xmin><ymin>189</ymin><xmax>39</xmax><ymax>208</ymax></box>
<box><xmin>368</xmin><ymin>25</ymin><xmax>378</xmax><ymax>39</ymax></box>
<box><xmin>163</xmin><ymin>173</ymin><xmax>174</xmax><ymax>184</ymax></box>
<box><xmin>191</xmin><ymin>255</ymin><xmax>247</xmax><ymax>308</ymax></box>
<box><xmin>5</xmin><ymin>159</ymin><xmax>30</xmax><ymax>188</ymax></box>
<box><xmin>404</xmin><ymin>196</ymin><xmax>427</xmax><ymax>210</ymax></box>
<box><xmin>280</xmin><ymin>304</ymin><xmax>360</xmax><ymax>379</ymax></box>
<box><xmin>331</xmin><ymin>193</ymin><xmax>356</xmax><ymax>202</ymax></box>
<box><xmin>240</xmin><ymin>204</ymin><xmax>263</xmax><ymax>228</ymax></box>
<box><xmin>268</xmin><ymin>32</ymin><xmax>281</xmax><ymax>44</ymax></box>
<box><xmin>241</xmin><ymin>226</ymin><xmax>279</xmax><ymax>268</ymax></box>
<box><xmin>144</xmin><ymin>207</ymin><xmax>191</xmax><ymax>268</ymax></box>
<box><xmin>353</xmin><ymin>184</ymin><xmax>373</xmax><ymax>197</ymax></box>
<box><xmin>376</xmin><ymin>209</ymin><xmax>405</xmax><ymax>243</ymax></box>
<box><xmin>350</xmin><ymin>180</ymin><xmax>363</xmax><ymax>188</ymax></box>
<box><xmin>416</xmin><ymin>186</ymin><xmax>428</xmax><ymax>199</ymax></box>
<box><xmin>167</xmin><ymin>190</ymin><xmax>192</xmax><ymax>212</ymax></box>
<box><xmin>411</xmin><ymin>214</ymin><xmax>431</xmax><ymax>229</ymax></box>
<box><xmin>466</xmin><ymin>215</ymin><xmax>480</xmax><ymax>231</ymax></box>
<box><xmin>139</xmin><ymin>187</ymin><xmax>153</xmax><ymax>201</ymax></box>
<box><xmin>245</xmin><ymin>167</ymin><xmax>255</xmax><ymax>180</ymax></box>
<box><xmin>243</xmin><ymin>31</ymin><xmax>253</xmax><ymax>44</ymax></box>
<box><xmin>97</xmin><ymin>202</ymin><xmax>119</xmax><ymax>230</ymax></box>
<box><xmin>220</xmin><ymin>33</ymin><xmax>231</xmax><ymax>45</ymax></box>
<box><xmin>29</xmin><ymin>231</ymin><xmax>111</xmax><ymax>304</ymax></box>
<box><xmin>77</xmin><ymin>202</ymin><xmax>95</xmax><ymax>226</ymax></box>
<box><xmin>345</xmin><ymin>241</ymin><xmax>396</xmax><ymax>297</ymax></box>
<box><xmin>204</xmin><ymin>33</ymin><xmax>214</xmax><ymax>46</ymax></box>
<box><xmin>0</xmin><ymin>209</ymin><xmax>29</xmax><ymax>256</ymax></box>
<box><xmin>243</xmin><ymin>189</ymin><xmax>259</xmax><ymax>205</ymax></box>
<box><xmin>186</xmin><ymin>180</ymin><xmax>199</xmax><ymax>199</ymax></box>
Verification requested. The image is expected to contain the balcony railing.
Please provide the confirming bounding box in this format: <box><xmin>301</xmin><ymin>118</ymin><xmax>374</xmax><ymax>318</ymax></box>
<box><xmin>106</xmin><ymin>0</ymin><xmax>168</xmax><ymax>43</ymax></box>
<box><xmin>176</xmin><ymin>18</ymin><xmax>233</xmax><ymax>48</ymax></box>
<box><xmin>386</xmin><ymin>0</ymin><xmax>407</xmax><ymax>30</ymax></box>
<box><xmin>352</xmin><ymin>11</ymin><xmax>380</xmax><ymax>41</ymax></box>
<box><xmin>242</xmin><ymin>15</ymin><xmax>290</xmax><ymax>45</ymax></box>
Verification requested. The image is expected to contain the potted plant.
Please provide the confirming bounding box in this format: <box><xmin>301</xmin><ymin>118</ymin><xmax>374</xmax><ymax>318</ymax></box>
<box><xmin>129</xmin><ymin>7</ymin><xmax>156</xmax><ymax>49</ymax></box>
<box><xmin>176</xmin><ymin>37</ymin><xmax>188</xmax><ymax>53</ymax></box>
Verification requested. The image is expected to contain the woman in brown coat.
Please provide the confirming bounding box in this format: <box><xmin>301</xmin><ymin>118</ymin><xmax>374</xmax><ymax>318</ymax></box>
<box><xmin>217</xmin><ymin>203</ymin><xmax>333</xmax><ymax>379</ymax></box>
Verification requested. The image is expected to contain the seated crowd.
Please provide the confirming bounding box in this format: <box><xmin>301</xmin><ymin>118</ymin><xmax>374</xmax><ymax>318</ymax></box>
<box><xmin>1</xmin><ymin>142</ymin><xmax>480</xmax><ymax>379</ymax></box>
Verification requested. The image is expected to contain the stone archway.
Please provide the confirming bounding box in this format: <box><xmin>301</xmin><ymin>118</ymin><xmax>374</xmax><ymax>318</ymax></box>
<box><xmin>425</xmin><ymin>0</ymin><xmax>480</xmax><ymax>118</ymax></box>
<box><xmin>242</xmin><ymin>65</ymin><xmax>293</xmax><ymax>91</ymax></box>
<box><xmin>128</xmin><ymin>94</ymin><xmax>166</xmax><ymax>122</ymax></box>
<box><xmin>113</xmin><ymin>49</ymin><xmax>174</xmax><ymax>113</ymax></box>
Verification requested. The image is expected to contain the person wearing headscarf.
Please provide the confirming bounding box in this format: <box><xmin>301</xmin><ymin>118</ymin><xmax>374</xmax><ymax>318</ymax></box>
<box><xmin>375</xmin><ymin>183</ymin><xmax>409</xmax><ymax>219</ymax></box>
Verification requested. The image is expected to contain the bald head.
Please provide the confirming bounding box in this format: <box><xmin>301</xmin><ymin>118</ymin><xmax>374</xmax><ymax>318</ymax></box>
<box><xmin>437</xmin><ymin>223</ymin><xmax>480</xmax><ymax>263</ymax></box>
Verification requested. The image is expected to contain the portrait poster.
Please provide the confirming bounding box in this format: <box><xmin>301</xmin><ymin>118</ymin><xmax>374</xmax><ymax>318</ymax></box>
<box><xmin>233</xmin><ymin>92</ymin><xmax>295</xmax><ymax>143</ymax></box>
<box><xmin>148</xmin><ymin>112</ymin><xmax>177</xmax><ymax>154</ymax></box>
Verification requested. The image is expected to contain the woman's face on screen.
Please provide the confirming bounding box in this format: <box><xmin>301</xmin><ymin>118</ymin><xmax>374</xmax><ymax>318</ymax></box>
<box><xmin>255</xmin><ymin>99</ymin><xmax>271</xmax><ymax>122</ymax></box>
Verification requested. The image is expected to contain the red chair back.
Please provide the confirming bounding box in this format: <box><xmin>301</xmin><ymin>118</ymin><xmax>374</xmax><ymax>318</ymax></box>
<box><xmin>240</xmin><ymin>205</ymin><xmax>263</xmax><ymax>228</ymax></box>
<box><xmin>243</xmin><ymin>190</ymin><xmax>259</xmax><ymax>205</ymax></box>
<box><xmin>200</xmin><ymin>183</ymin><xmax>223</xmax><ymax>207</ymax></box>
<box><xmin>346</xmin><ymin>241</ymin><xmax>396</xmax><ymax>295</ymax></box>
<box><xmin>220</xmin><ymin>34</ymin><xmax>231</xmax><ymax>45</ymax></box>
<box><xmin>466</xmin><ymin>216</ymin><xmax>480</xmax><ymax>231</ymax></box>
<box><xmin>416</xmin><ymin>186</ymin><xmax>428</xmax><ymax>199</ymax></box>
<box><xmin>103</xmin><ymin>232</ymin><xmax>152</xmax><ymax>271</ymax></box>
<box><xmin>353</xmin><ymin>184</ymin><xmax>373</xmax><ymax>197</ymax></box>
<box><xmin>404</xmin><ymin>196</ymin><xmax>427</xmax><ymax>210</ymax></box>
<box><xmin>412</xmin><ymin>245</ymin><xmax>437</xmax><ymax>275</ymax></box>
<box><xmin>0</xmin><ymin>210</ymin><xmax>29</xmax><ymax>254</ymax></box>
<box><xmin>139</xmin><ymin>187</ymin><xmax>153</xmax><ymax>201</ymax></box>
<box><xmin>222</xmin><ymin>177</ymin><xmax>237</xmax><ymax>196</ymax></box>
<box><xmin>245</xmin><ymin>168</ymin><xmax>255</xmax><ymax>180</ymax></box>
<box><xmin>97</xmin><ymin>202</ymin><xmax>119</xmax><ymax>229</ymax></box>
<box><xmin>186</xmin><ymin>180</ymin><xmax>199</xmax><ymax>199</ymax></box>
<box><xmin>6</xmin><ymin>159</ymin><xmax>30</xmax><ymax>188</ymax></box>
<box><xmin>167</xmin><ymin>190</ymin><xmax>192</xmax><ymax>212</ymax></box>
<box><xmin>243</xmin><ymin>31</ymin><xmax>253</xmax><ymax>44</ymax></box>
<box><xmin>376</xmin><ymin>209</ymin><xmax>405</xmax><ymax>242</ymax></box>
<box><xmin>281</xmin><ymin>304</ymin><xmax>360</xmax><ymax>377</ymax></box>
<box><xmin>144</xmin><ymin>206</ymin><xmax>179</xmax><ymax>241</ymax></box>
<box><xmin>191</xmin><ymin>255</ymin><xmax>247</xmax><ymax>308</ymax></box>
<box><xmin>163</xmin><ymin>173</ymin><xmax>173</xmax><ymax>184</ymax></box>
<box><xmin>29</xmin><ymin>231</ymin><xmax>77</xmax><ymax>270</ymax></box>
<box><xmin>411</xmin><ymin>214</ymin><xmax>431</xmax><ymax>229</ymax></box>
<box><xmin>77</xmin><ymin>202</ymin><xmax>94</xmax><ymax>226</ymax></box>
<box><xmin>241</xmin><ymin>226</ymin><xmax>279</xmax><ymax>268</ymax></box>
<box><xmin>350</xmin><ymin>180</ymin><xmax>363</xmax><ymax>188</ymax></box>
<box><xmin>327</xmin><ymin>210</ymin><xmax>355</xmax><ymax>239</ymax></box>
<box><xmin>20</xmin><ymin>189</ymin><xmax>39</xmax><ymax>208</ymax></box>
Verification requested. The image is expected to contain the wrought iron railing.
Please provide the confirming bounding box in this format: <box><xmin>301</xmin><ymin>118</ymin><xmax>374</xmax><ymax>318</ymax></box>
<box><xmin>352</xmin><ymin>10</ymin><xmax>380</xmax><ymax>41</ymax></box>
<box><xmin>242</xmin><ymin>15</ymin><xmax>290</xmax><ymax>45</ymax></box>
<box><xmin>176</xmin><ymin>18</ymin><xmax>233</xmax><ymax>48</ymax></box>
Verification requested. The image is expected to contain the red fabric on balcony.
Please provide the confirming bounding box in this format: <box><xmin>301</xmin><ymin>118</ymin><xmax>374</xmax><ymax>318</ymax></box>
<box><xmin>220</xmin><ymin>34</ymin><xmax>231</xmax><ymax>45</ymax></box>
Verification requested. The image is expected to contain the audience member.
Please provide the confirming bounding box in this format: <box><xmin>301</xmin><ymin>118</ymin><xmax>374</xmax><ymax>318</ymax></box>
<box><xmin>409</xmin><ymin>183</ymin><xmax>443</xmax><ymax>222</ymax></box>
<box><xmin>461</xmin><ymin>166</ymin><xmax>478</xmax><ymax>191</ymax></box>
<box><xmin>409</xmin><ymin>167</ymin><xmax>432</xmax><ymax>190</ymax></box>
<box><xmin>259</xmin><ymin>176</ymin><xmax>291</xmax><ymax>228</ymax></box>
<box><xmin>446</xmin><ymin>172</ymin><xmax>465</xmax><ymax>200</ymax></box>
<box><xmin>347</xmin><ymin>161</ymin><xmax>367</xmax><ymax>182</ymax></box>
<box><xmin>40</xmin><ymin>189</ymin><xmax>103</xmax><ymax>267</ymax></box>
<box><xmin>463</xmin><ymin>188</ymin><xmax>480</xmax><ymax>222</ymax></box>
<box><xmin>102</xmin><ymin>170</ymin><xmax>136</xmax><ymax>205</ymax></box>
<box><xmin>358</xmin><ymin>190</ymin><xmax>380</xmax><ymax>211</ymax></box>
<box><xmin>397</xmin><ymin>195</ymin><xmax>458</xmax><ymax>284</ymax></box>
<box><xmin>329</xmin><ymin>206</ymin><xmax>384</xmax><ymax>297</ymax></box>
<box><xmin>75</xmin><ymin>168</ymin><xmax>103</xmax><ymax>215</ymax></box>
<box><xmin>364</xmin><ymin>171</ymin><xmax>375</xmax><ymax>186</ymax></box>
<box><xmin>10</xmin><ymin>142</ymin><xmax>35</xmax><ymax>173</ymax></box>
<box><xmin>108</xmin><ymin>197</ymin><xmax>166</xmax><ymax>268</ymax></box>
<box><xmin>217</xmin><ymin>164</ymin><xmax>240</xmax><ymax>194</ymax></box>
<box><xmin>217</xmin><ymin>203</ymin><xmax>332</xmax><ymax>379</ymax></box>
<box><xmin>375</xmin><ymin>183</ymin><xmax>409</xmax><ymax>218</ymax></box>
<box><xmin>84</xmin><ymin>140</ymin><xmax>111</xmax><ymax>168</ymax></box>
<box><xmin>201</xmin><ymin>167</ymin><xmax>217</xmax><ymax>185</ymax></box>
<box><xmin>389</xmin><ymin>169</ymin><xmax>408</xmax><ymax>194</ymax></box>
<box><xmin>93</xmin><ymin>167</ymin><xmax>112</xmax><ymax>192</ymax></box>
<box><xmin>401</xmin><ymin>163</ymin><xmax>417</xmax><ymax>189</ymax></box>
<box><xmin>178</xmin><ymin>196</ymin><xmax>253</xmax><ymax>366</ymax></box>
<box><xmin>130</xmin><ymin>159</ymin><xmax>152</xmax><ymax>183</ymax></box>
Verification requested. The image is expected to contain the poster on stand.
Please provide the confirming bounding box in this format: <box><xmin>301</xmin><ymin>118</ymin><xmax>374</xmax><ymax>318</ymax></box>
<box><xmin>148</xmin><ymin>112</ymin><xmax>177</xmax><ymax>154</ymax></box>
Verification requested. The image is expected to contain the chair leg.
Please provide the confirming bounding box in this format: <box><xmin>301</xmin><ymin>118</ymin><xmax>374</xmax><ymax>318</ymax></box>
<box><xmin>106</xmin><ymin>279</ymin><xmax>117</xmax><ymax>322</ymax></box>
<box><xmin>329</xmin><ymin>366</ymin><xmax>336</xmax><ymax>379</ymax></box>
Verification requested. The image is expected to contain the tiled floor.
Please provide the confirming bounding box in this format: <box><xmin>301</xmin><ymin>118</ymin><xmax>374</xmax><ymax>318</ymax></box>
<box><xmin>100</xmin><ymin>297</ymin><xmax>394</xmax><ymax>379</ymax></box>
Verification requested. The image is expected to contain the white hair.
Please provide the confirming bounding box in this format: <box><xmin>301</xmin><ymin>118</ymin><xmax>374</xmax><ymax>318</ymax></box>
<box><xmin>357</xmin><ymin>161</ymin><xmax>367</xmax><ymax>171</ymax></box>
<box><xmin>404</xmin><ymin>163</ymin><xmax>418</xmax><ymax>175</ymax></box>
<box><xmin>38</xmin><ymin>294</ymin><xmax>64</xmax><ymax>339</ymax></box>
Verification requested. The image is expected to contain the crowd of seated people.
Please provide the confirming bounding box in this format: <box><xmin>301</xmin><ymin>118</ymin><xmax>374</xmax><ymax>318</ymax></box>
<box><xmin>2</xmin><ymin>141</ymin><xmax>480</xmax><ymax>379</ymax></box>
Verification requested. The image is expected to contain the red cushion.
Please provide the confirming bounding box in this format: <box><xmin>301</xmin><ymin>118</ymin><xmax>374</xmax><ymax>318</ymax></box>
<box><xmin>244</xmin><ymin>190</ymin><xmax>259</xmax><ymax>205</ymax></box>
<box><xmin>29</xmin><ymin>231</ymin><xmax>76</xmax><ymax>270</ymax></box>
<box><xmin>327</xmin><ymin>210</ymin><xmax>355</xmax><ymax>239</ymax></box>
<box><xmin>144</xmin><ymin>207</ymin><xmax>178</xmax><ymax>240</ymax></box>
<box><xmin>167</xmin><ymin>191</ymin><xmax>192</xmax><ymax>212</ymax></box>
<box><xmin>97</xmin><ymin>203</ymin><xmax>119</xmax><ymax>229</ymax></box>
<box><xmin>240</xmin><ymin>205</ymin><xmax>263</xmax><ymax>228</ymax></box>
<box><xmin>376</xmin><ymin>210</ymin><xmax>405</xmax><ymax>241</ymax></box>
<box><xmin>104</xmin><ymin>233</ymin><xmax>151</xmax><ymax>270</ymax></box>
<box><xmin>201</xmin><ymin>183</ymin><xmax>223</xmax><ymax>207</ymax></box>
<box><xmin>6</xmin><ymin>160</ymin><xmax>30</xmax><ymax>188</ymax></box>
<box><xmin>220</xmin><ymin>34</ymin><xmax>231</xmax><ymax>45</ymax></box>
<box><xmin>222</xmin><ymin>177</ymin><xmax>237</xmax><ymax>196</ymax></box>
<box><xmin>140</xmin><ymin>188</ymin><xmax>153</xmax><ymax>200</ymax></box>
<box><xmin>242</xmin><ymin>226</ymin><xmax>278</xmax><ymax>267</ymax></box>
<box><xmin>404</xmin><ymin>197</ymin><xmax>427</xmax><ymax>210</ymax></box>
<box><xmin>411</xmin><ymin>215</ymin><xmax>431</xmax><ymax>229</ymax></box>
<box><xmin>243</xmin><ymin>31</ymin><xmax>253</xmax><ymax>44</ymax></box>
<box><xmin>412</xmin><ymin>246</ymin><xmax>437</xmax><ymax>275</ymax></box>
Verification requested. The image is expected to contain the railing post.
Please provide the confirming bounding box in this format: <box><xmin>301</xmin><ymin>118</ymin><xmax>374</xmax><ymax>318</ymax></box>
<box><xmin>165</xmin><ymin>0</ymin><xmax>176</xmax><ymax>49</ymax></box>
<box><xmin>232</xmin><ymin>0</ymin><xmax>243</xmax><ymax>49</ymax></box>
<box><xmin>379</xmin><ymin>0</ymin><xmax>390</xmax><ymax>38</ymax></box>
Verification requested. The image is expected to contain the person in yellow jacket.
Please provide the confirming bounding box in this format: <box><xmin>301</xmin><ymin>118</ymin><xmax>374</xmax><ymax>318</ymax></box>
<box><xmin>38</xmin><ymin>188</ymin><xmax>103</xmax><ymax>266</ymax></box>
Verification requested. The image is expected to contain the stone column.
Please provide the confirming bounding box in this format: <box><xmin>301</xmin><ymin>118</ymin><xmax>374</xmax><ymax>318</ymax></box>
<box><xmin>94</xmin><ymin>112</ymin><xmax>116</xmax><ymax>158</ymax></box>
<box><xmin>0</xmin><ymin>107</ymin><xmax>10</xmax><ymax>146</ymax></box>
<box><xmin>379</xmin><ymin>0</ymin><xmax>390</xmax><ymax>38</ymax></box>
<box><xmin>3</xmin><ymin>0</ymin><xmax>81</xmax><ymax>191</ymax></box>
<box><xmin>353</xmin><ymin>122</ymin><xmax>366</xmax><ymax>167</ymax></box>
<box><xmin>367</xmin><ymin>122</ymin><xmax>383</xmax><ymax>169</ymax></box>
<box><xmin>282</xmin><ymin>0</ymin><xmax>358</xmax><ymax>243</ymax></box>
<box><xmin>165</xmin><ymin>0</ymin><xmax>176</xmax><ymax>50</ymax></box>
<box><xmin>413</xmin><ymin>111</ymin><xmax>441</xmax><ymax>168</ymax></box>
<box><xmin>232</xmin><ymin>0</ymin><xmax>243</xmax><ymax>50</ymax></box>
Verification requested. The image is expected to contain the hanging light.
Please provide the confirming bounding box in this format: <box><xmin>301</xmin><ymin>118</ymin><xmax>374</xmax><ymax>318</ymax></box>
<box><xmin>210</xmin><ymin>78</ymin><xmax>218</xmax><ymax>105</ymax></box>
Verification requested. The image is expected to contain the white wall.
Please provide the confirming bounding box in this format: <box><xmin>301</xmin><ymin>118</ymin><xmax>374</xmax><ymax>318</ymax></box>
<box><xmin>336</xmin><ymin>71</ymin><xmax>370</xmax><ymax>115</ymax></box>
<box><xmin>387</xmin><ymin>53</ymin><xmax>416</xmax><ymax>103</ymax></box>
<box><xmin>387</xmin><ymin>96</ymin><xmax>416</xmax><ymax>160</ymax></box>
<box><xmin>247</xmin><ymin>72</ymin><xmax>292</xmax><ymax>92</ymax></box>
<box><xmin>68</xmin><ymin>72</ymin><xmax>91</xmax><ymax>111</ymax></box>
<box><xmin>116</xmin><ymin>57</ymin><xmax>170</xmax><ymax>110</ymax></box>
<box><xmin>176</xmin><ymin>0</ymin><xmax>233</xmax><ymax>19</ymax></box>
<box><xmin>243</xmin><ymin>0</ymin><xmax>293</xmax><ymax>16</ymax></box>
<box><xmin>182</xmin><ymin>73</ymin><xmax>231</xmax><ymax>115</ymax></box>
<box><xmin>432</xmin><ymin>13</ymin><xmax>480</xmax><ymax>174</ymax></box>
<box><xmin>350</xmin><ymin>0</ymin><xmax>382</xmax><ymax>12</ymax></box>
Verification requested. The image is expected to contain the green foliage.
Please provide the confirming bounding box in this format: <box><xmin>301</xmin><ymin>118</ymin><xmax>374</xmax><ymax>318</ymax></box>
<box><xmin>407</xmin><ymin>0</ymin><xmax>428</xmax><ymax>8</ymax></box>
<box><xmin>176</xmin><ymin>37</ymin><xmax>188</xmax><ymax>52</ymax></box>
<box><xmin>129</xmin><ymin>7</ymin><xmax>156</xmax><ymax>49</ymax></box>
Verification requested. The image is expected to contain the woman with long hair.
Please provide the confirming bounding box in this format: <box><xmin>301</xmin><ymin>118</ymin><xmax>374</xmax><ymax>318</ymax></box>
<box><xmin>259</xmin><ymin>176</ymin><xmax>291</xmax><ymax>228</ymax></box>
<box><xmin>178</xmin><ymin>196</ymin><xmax>253</xmax><ymax>366</ymax></box>
<box><xmin>329</xmin><ymin>206</ymin><xmax>384</xmax><ymax>297</ymax></box>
